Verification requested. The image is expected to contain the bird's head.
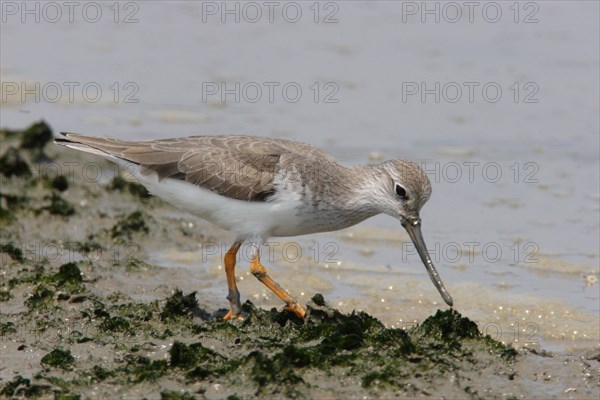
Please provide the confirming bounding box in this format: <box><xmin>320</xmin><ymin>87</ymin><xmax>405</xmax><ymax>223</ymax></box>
<box><xmin>369</xmin><ymin>159</ymin><xmax>453</xmax><ymax>306</ymax></box>
<box><xmin>374</xmin><ymin>159</ymin><xmax>432</xmax><ymax>221</ymax></box>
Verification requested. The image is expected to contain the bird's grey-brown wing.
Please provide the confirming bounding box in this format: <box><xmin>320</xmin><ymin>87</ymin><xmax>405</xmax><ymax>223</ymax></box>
<box><xmin>56</xmin><ymin>134</ymin><xmax>324</xmax><ymax>201</ymax></box>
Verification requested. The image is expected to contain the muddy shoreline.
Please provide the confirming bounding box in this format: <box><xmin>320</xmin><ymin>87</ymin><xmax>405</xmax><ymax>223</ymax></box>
<box><xmin>1</xmin><ymin>122</ymin><xmax>598</xmax><ymax>399</ymax></box>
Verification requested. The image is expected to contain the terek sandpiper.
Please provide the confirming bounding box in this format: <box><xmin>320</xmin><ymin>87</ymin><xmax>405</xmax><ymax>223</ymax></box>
<box><xmin>55</xmin><ymin>133</ymin><xmax>453</xmax><ymax>319</ymax></box>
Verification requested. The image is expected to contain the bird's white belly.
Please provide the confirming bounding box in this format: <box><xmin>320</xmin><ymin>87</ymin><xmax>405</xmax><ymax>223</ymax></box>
<box><xmin>121</xmin><ymin>160</ymin><xmax>364</xmax><ymax>238</ymax></box>
<box><xmin>129</xmin><ymin>166</ymin><xmax>309</xmax><ymax>237</ymax></box>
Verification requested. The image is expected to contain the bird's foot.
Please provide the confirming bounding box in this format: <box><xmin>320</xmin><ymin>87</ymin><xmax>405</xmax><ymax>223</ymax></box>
<box><xmin>223</xmin><ymin>310</ymin><xmax>245</xmax><ymax>321</ymax></box>
<box><xmin>283</xmin><ymin>302</ymin><xmax>307</xmax><ymax>319</ymax></box>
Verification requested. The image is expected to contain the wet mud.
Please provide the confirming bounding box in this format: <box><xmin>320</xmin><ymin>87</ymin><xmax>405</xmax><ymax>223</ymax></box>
<box><xmin>1</xmin><ymin>123</ymin><xmax>598</xmax><ymax>399</ymax></box>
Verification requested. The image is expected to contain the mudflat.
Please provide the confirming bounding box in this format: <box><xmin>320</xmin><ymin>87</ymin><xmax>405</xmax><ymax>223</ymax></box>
<box><xmin>1</xmin><ymin>123</ymin><xmax>598</xmax><ymax>399</ymax></box>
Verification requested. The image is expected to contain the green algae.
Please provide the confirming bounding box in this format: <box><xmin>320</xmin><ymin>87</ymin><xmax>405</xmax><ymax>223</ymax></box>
<box><xmin>0</xmin><ymin>242</ymin><xmax>24</xmax><ymax>262</ymax></box>
<box><xmin>110</xmin><ymin>210</ymin><xmax>149</xmax><ymax>239</ymax></box>
<box><xmin>110</xmin><ymin>176</ymin><xmax>151</xmax><ymax>199</ymax></box>
<box><xmin>19</xmin><ymin>120</ymin><xmax>53</xmax><ymax>151</ymax></box>
<box><xmin>244</xmin><ymin>350</ymin><xmax>303</xmax><ymax>388</ymax></box>
<box><xmin>415</xmin><ymin>308</ymin><xmax>480</xmax><ymax>343</ymax></box>
<box><xmin>0</xmin><ymin>146</ymin><xmax>32</xmax><ymax>178</ymax></box>
<box><xmin>0</xmin><ymin>375</ymin><xmax>50</xmax><ymax>398</ymax></box>
<box><xmin>124</xmin><ymin>355</ymin><xmax>169</xmax><ymax>383</ymax></box>
<box><xmin>34</xmin><ymin>374</ymin><xmax>77</xmax><ymax>398</ymax></box>
<box><xmin>169</xmin><ymin>341</ymin><xmax>241</xmax><ymax>383</ymax></box>
<box><xmin>116</xmin><ymin>302</ymin><xmax>156</xmax><ymax>322</ymax></box>
<box><xmin>90</xmin><ymin>365</ymin><xmax>116</xmax><ymax>382</ymax></box>
<box><xmin>25</xmin><ymin>284</ymin><xmax>56</xmax><ymax>309</ymax></box>
<box><xmin>52</xmin><ymin>262</ymin><xmax>83</xmax><ymax>285</ymax></box>
<box><xmin>170</xmin><ymin>341</ymin><xmax>216</xmax><ymax>367</ymax></box>
<box><xmin>160</xmin><ymin>390</ymin><xmax>197</xmax><ymax>400</ymax></box>
<box><xmin>7</xmin><ymin>266</ymin><xmax>44</xmax><ymax>290</ymax></box>
<box><xmin>310</xmin><ymin>292</ymin><xmax>326</xmax><ymax>306</ymax></box>
<box><xmin>43</xmin><ymin>192</ymin><xmax>75</xmax><ymax>217</ymax></box>
<box><xmin>0</xmin><ymin>289</ymin><xmax>13</xmax><ymax>301</ymax></box>
<box><xmin>41</xmin><ymin>348</ymin><xmax>75</xmax><ymax>370</ymax></box>
<box><xmin>0</xmin><ymin>127</ymin><xmax>21</xmax><ymax>139</ymax></box>
<box><xmin>55</xmin><ymin>394</ymin><xmax>81</xmax><ymax>400</ymax></box>
<box><xmin>49</xmin><ymin>262</ymin><xmax>84</xmax><ymax>290</ymax></box>
<box><xmin>47</xmin><ymin>175</ymin><xmax>69</xmax><ymax>192</ymax></box>
<box><xmin>21</xmin><ymin>263</ymin><xmax>87</xmax><ymax>309</ymax></box>
<box><xmin>144</xmin><ymin>294</ymin><xmax>515</xmax><ymax>395</ymax></box>
<box><xmin>93</xmin><ymin>302</ymin><xmax>157</xmax><ymax>336</ymax></box>
<box><xmin>74</xmin><ymin>241</ymin><xmax>102</xmax><ymax>254</ymax></box>
<box><xmin>1</xmin><ymin>321</ymin><xmax>17</xmax><ymax>335</ymax></box>
<box><xmin>0</xmin><ymin>191</ymin><xmax>28</xmax><ymax>224</ymax></box>
<box><xmin>161</xmin><ymin>289</ymin><xmax>202</xmax><ymax>320</ymax></box>
<box><xmin>99</xmin><ymin>316</ymin><xmax>133</xmax><ymax>334</ymax></box>
<box><xmin>2</xmin><ymin>284</ymin><xmax>519</xmax><ymax>398</ymax></box>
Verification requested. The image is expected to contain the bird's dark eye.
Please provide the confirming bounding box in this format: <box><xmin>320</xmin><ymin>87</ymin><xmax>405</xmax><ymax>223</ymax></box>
<box><xmin>395</xmin><ymin>184</ymin><xmax>408</xmax><ymax>199</ymax></box>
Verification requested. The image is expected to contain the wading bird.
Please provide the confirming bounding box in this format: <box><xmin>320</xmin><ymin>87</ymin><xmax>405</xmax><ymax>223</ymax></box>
<box><xmin>55</xmin><ymin>133</ymin><xmax>453</xmax><ymax>319</ymax></box>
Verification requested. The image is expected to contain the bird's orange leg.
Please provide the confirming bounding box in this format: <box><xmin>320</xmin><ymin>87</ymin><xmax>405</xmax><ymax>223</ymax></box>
<box><xmin>250</xmin><ymin>252</ymin><xmax>306</xmax><ymax>319</ymax></box>
<box><xmin>223</xmin><ymin>241</ymin><xmax>244</xmax><ymax>320</ymax></box>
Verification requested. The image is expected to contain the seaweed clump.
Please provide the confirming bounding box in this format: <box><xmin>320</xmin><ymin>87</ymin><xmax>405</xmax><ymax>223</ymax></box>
<box><xmin>19</xmin><ymin>120</ymin><xmax>53</xmax><ymax>151</ymax></box>
<box><xmin>42</xmin><ymin>192</ymin><xmax>75</xmax><ymax>217</ymax></box>
<box><xmin>110</xmin><ymin>176</ymin><xmax>151</xmax><ymax>199</ymax></box>
<box><xmin>41</xmin><ymin>348</ymin><xmax>75</xmax><ymax>370</ymax></box>
<box><xmin>52</xmin><ymin>262</ymin><xmax>85</xmax><ymax>294</ymax></box>
<box><xmin>0</xmin><ymin>375</ymin><xmax>50</xmax><ymax>398</ymax></box>
<box><xmin>0</xmin><ymin>242</ymin><xmax>25</xmax><ymax>262</ymax></box>
<box><xmin>160</xmin><ymin>289</ymin><xmax>202</xmax><ymax>320</ymax></box>
<box><xmin>1</xmin><ymin>279</ymin><xmax>519</xmax><ymax>399</ymax></box>
<box><xmin>146</xmin><ymin>294</ymin><xmax>516</xmax><ymax>397</ymax></box>
<box><xmin>24</xmin><ymin>262</ymin><xmax>86</xmax><ymax>309</ymax></box>
<box><xmin>110</xmin><ymin>210</ymin><xmax>149</xmax><ymax>239</ymax></box>
<box><xmin>0</xmin><ymin>147</ymin><xmax>32</xmax><ymax>178</ymax></box>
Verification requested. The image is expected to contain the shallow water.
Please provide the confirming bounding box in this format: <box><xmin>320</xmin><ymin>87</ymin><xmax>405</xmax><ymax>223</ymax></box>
<box><xmin>2</xmin><ymin>1</ymin><xmax>598</xmax><ymax>350</ymax></box>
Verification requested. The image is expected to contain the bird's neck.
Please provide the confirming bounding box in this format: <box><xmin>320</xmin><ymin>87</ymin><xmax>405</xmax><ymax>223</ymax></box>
<box><xmin>333</xmin><ymin>163</ymin><xmax>385</xmax><ymax>218</ymax></box>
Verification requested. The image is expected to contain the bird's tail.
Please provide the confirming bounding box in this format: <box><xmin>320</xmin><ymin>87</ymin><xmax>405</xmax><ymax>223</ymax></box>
<box><xmin>54</xmin><ymin>132</ymin><xmax>128</xmax><ymax>160</ymax></box>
